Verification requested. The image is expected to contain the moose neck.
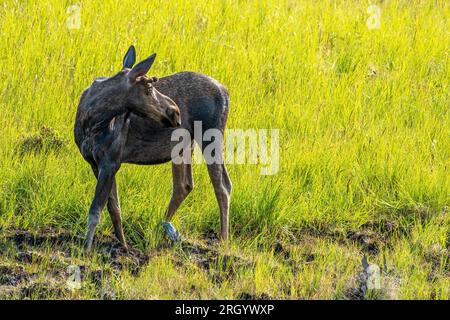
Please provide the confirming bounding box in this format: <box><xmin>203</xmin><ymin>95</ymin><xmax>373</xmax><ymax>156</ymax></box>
<box><xmin>86</xmin><ymin>102</ymin><xmax>127</xmax><ymax>135</ymax></box>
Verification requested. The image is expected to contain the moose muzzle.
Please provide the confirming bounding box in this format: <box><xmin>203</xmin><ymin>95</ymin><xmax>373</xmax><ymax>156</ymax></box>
<box><xmin>163</xmin><ymin>104</ymin><xmax>182</xmax><ymax>127</ymax></box>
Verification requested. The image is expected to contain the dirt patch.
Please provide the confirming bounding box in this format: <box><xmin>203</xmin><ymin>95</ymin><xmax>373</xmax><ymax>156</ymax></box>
<box><xmin>344</xmin><ymin>256</ymin><xmax>400</xmax><ymax>300</ymax></box>
<box><xmin>5</xmin><ymin>228</ymin><xmax>84</xmax><ymax>251</ymax></box>
<box><xmin>288</xmin><ymin>211</ymin><xmax>436</xmax><ymax>255</ymax></box>
<box><xmin>175</xmin><ymin>240</ymin><xmax>254</xmax><ymax>284</ymax></box>
<box><xmin>289</xmin><ymin>220</ymin><xmax>408</xmax><ymax>255</ymax></box>
<box><xmin>423</xmin><ymin>243</ymin><xmax>449</xmax><ymax>281</ymax></box>
<box><xmin>270</xmin><ymin>241</ymin><xmax>310</xmax><ymax>276</ymax></box>
<box><xmin>95</xmin><ymin>241</ymin><xmax>150</xmax><ymax>275</ymax></box>
<box><xmin>20</xmin><ymin>279</ymin><xmax>68</xmax><ymax>299</ymax></box>
<box><xmin>0</xmin><ymin>227</ymin><xmax>150</xmax><ymax>299</ymax></box>
<box><xmin>273</xmin><ymin>242</ymin><xmax>290</xmax><ymax>259</ymax></box>
<box><xmin>0</xmin><ymin>263</ymin><xmax>36</xmax><ymax>299</ymax></box>
<box><xmin>237</xmin><ymin>292</ymin><xmax>272</xmax><ymax>300</ymax></box>
<box><xmin>16</xmin><ymin>251</ymin><xmax>34</xmax><ymax>264</ymax></box>
<box><xmin>346</xmin><ymin>229</ymin><xmax>381</xmax><ymax>254</ymax></box>
<box><xmin>16</xmin><ymin>126</ymin><xmax>66</xmax><ymax>156</ymax></box>
<box><xmin>2</xmin><ymin>227</ymin><xmax>149</xmax><ymax>274</ymax></box>
<box><xmin>0</xmin><ymin>264</ymin><xmax>34</xmax><ymax>286</ymax></box>
<box><xmin>202</xmin><ymin>228</ymin><xmax>220</xmax><ymax>246</ymax></box>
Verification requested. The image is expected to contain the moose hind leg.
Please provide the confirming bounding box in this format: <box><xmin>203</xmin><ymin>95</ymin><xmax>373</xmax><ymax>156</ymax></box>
<box><xmin>221</xmin><ymin>164</ymin><xmax>232</xmax><ymax>196</ymax></box>
<box><xmin>207</xmin><ymin>163</ymin><xmax>231</xmax><ymax>241</ymax></box>
<box><xmin>107</xmin><ymin>178</ymin><xmax>128</xmax><ymax>250</ymax></box>
<box><xmin>163</xmin><ymin>160</ymin><xmax>193</xmax><ymax>242</ymax></box>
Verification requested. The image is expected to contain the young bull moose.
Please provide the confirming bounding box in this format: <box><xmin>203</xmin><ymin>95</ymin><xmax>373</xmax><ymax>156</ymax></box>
<box><xmin>74</xmin><ymin>46</ymin><xmax>231</xmax><ymax>252</ymax></box>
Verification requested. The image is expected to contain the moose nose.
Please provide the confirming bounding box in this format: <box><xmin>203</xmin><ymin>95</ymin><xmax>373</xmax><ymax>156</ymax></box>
<box><xmin>165</xmin><ymin>106</ymin><xmax>181</xmax><ymax>127</ymax></box>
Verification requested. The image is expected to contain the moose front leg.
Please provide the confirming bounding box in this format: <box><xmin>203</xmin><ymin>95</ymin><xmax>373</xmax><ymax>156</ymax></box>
<box><xmin>107</xmin><ymin>177</ymin><xmax>128</xmax><ymax>250</ymax></box>
<box><xmin>85</xmin><ymin>164</ymin><xmax>118</xmax><ymax>252</ymax></box>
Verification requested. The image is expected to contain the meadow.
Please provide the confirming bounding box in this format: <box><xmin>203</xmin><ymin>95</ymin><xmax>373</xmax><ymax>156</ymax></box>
<box><xmin>0</xmin><ymin>0</ymin><xmax>449</xmax><ymax>299</ymax></box>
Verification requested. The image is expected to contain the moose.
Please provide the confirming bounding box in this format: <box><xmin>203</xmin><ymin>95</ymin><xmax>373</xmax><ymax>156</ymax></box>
<box><xmin>74</xmin><ymin>46</ymin><xmax>232</xmax><ymax>251</ymax></box>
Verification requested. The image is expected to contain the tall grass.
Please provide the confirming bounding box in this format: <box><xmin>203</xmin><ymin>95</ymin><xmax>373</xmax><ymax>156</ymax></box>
<box><xmin>0</xmin><ymin>0</ymin><xmax>448</xmax><ymax>299</ymax></box>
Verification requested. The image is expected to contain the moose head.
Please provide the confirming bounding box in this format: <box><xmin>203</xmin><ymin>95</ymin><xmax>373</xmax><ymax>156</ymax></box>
<box><xmin>83</xmin><ymin>45</ymin><xmax>181</xmax><ymax>129</ymax></box>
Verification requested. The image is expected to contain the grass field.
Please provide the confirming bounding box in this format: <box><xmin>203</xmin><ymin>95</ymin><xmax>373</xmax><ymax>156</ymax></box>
<box><xmin>0</xmin><ymin>0</ymin><xmax>449</xmax><ymax>299</ymax></box>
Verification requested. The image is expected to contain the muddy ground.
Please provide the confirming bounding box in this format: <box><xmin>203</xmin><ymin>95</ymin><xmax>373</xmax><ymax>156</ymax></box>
<box><xmin>1</xmin><ymin>222</ymin><xmax>445</xmax><ymax>299</ymax></box>
<box><xmin>0</xmin><ymin>227</ymin><xmax>259</xmax><ymax>299</ymax></box>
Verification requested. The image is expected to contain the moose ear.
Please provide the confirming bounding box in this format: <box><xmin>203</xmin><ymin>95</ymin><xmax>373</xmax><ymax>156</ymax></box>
<box><xmin>123</xmin><ymin>45</ymin><xmax>136</xmax><ymax>69</ymax></box>
<box><xmin>127</xmin><ymin>53</ymin><xmax>156</xmax><ymax>83</ymax></box>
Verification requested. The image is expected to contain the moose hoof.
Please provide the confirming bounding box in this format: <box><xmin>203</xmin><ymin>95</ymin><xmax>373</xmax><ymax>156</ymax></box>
<box><xmin>163</xmin><ymin>222</ymin><xmax>181</xmax><ymax>242</ymax></box>
<box><xmin>121</xmin><ymin>244</ymin><xmax>129</xmax><ymax>253</ymax></box>
<box><xmin>83</xmin><ymin>241</ymin><xmax>93</xmax><ymax>253</ymax></box>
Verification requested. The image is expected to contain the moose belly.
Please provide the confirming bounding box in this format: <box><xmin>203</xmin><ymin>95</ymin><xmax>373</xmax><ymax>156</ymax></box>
<box><xmin>121</xmin><ymin>132</ymin><xmax>176</xmax><ymax>165</ymax></box>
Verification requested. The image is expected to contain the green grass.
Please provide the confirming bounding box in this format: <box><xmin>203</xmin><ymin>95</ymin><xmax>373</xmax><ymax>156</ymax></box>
<box><xmin>0</xmin><ymin>0</ymin><xmax>449</xmax><ymax>299</ymax></box>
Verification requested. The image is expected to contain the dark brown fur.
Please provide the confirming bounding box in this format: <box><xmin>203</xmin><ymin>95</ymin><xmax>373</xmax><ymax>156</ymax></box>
<box><xmin>74</xmin><ymin>47</ymin><xmax>231</xmax><ymax>251</ymax></box>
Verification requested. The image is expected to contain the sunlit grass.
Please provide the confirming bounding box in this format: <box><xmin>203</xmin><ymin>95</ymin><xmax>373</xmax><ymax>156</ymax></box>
<box><xmin>0</xmin><ymin>0</ymin><xmax>448</xmax><ymax>299</ymax></box>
